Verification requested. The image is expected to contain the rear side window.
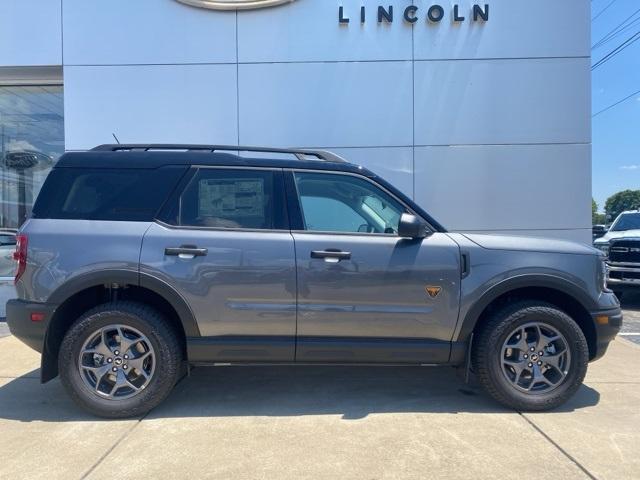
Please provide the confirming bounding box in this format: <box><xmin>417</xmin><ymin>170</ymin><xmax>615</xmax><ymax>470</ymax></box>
<box><xmin>163</xmin><ymin>168</ymin><xmax>287</xmax><ymax>230</ymax></box>
<box><xmin>32</xmin><ymin>166</ymin><xmax>186</xmax><ymax>221</ymax></box>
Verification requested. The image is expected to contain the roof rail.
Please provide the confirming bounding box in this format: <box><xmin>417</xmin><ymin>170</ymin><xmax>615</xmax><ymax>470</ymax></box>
<box><xmin>90</xmin><ymin>144</ymin><xmax>347</xmax><ymax>163</ymax></box>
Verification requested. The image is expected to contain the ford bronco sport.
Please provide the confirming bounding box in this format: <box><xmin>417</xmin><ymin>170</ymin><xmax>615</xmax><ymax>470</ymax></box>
<box><xmin>6</xmin><ymin>144</ymin><xmax>622</xmax><ymax>418</ymax></box>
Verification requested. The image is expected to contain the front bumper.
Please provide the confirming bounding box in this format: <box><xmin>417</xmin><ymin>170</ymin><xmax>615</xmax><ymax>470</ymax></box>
<box><xmin>5</xmin><ymin>298</ymin><xmax>56</xmax><ymax>353</ymax></box>
<box><xmin>606</xmin><ymin>262</ymin><xmax>640</xmax><ymax>288</ymax></box>
<box><xmin>590</xmin><ymin>305</ymin><xmax>623</xmax><ymax>361</ymax></box>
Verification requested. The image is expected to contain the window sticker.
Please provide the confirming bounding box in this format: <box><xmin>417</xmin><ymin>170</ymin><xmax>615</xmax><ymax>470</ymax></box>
<box><xmin>198</xmin><ymin>178</ymin><xmax>264</xmax><ymax>218</ymax></box>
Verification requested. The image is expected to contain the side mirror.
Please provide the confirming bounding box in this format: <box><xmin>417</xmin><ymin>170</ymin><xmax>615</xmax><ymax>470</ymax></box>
<box><xmin>398</xmin><ymin>213</ymin><xmax>429</xmax><ymax>239</ymax></box>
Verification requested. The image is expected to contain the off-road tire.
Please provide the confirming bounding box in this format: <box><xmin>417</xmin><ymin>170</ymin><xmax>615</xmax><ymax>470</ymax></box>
<box><xmin>472</xmin><ymin>301</ymin><xmax>589</xmax><ymax>411</ymax></box>
<box><xmin>59</xmin><ymin>301</ymin><xmax>183</xmax><ymax>418</ymax></box>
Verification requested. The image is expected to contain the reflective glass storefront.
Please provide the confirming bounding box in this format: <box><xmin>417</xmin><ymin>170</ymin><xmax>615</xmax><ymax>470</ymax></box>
<box><xmin>0</xmin><ymin>85</ymin><xmax>64</xmax><ymax>229</ymax></box>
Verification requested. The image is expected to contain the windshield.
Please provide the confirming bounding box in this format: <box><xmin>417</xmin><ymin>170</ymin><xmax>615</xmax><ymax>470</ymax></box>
<box><xmin>610</xmin><ymin>212</ymin><xmax>640</xmax><ymax>231</ymax></box>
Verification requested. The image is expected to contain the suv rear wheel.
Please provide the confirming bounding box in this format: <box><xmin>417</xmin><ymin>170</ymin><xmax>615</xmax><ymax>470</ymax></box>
<box><xmin>472</xmin><ymin>301</ymin><xmax>589</xmax><ymax>411</ymax></box>
<box><xmin>59</xmin><ymin>301</ymin><xmax>183</xmax><ymax>418</ymax></box>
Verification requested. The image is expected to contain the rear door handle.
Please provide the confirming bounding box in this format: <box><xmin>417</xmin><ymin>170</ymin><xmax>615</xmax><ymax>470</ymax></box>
<box><xmin>165</xmin><ymin>245</ymin><xmax>208</xmax><ymax>258</ymax></box>
<box><xmin>310</xmin><ymin>249</ymin><xmax>351</xmax><ymax>262</ymax></box>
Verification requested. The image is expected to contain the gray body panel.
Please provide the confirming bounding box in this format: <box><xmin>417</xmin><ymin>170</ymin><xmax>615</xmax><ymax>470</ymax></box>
<box><xmin>293</xmin><ymin>232</ymin><xmax>460</xmax><ymax>339</ymax></box>
<box><xmin>293</xmin><ymin>232</ymin><xmax>461</xmax><ymax>362</ymax></box>
<box><xmin>448</xmin><ymin>233</ymin><xmax>618</xmax><ymax>341</ymax></box>
<box><xmin>464</xmin><ymin>233</ymin><xmax>599</xmax><ymax>255</ymax></box>
<box><xmin>8</xmin><ymin>150</ymin><xmax>620</xmax><ymax>370</ymax></box>
<box><xmin>15</xmin><ymin>219</ymin><xmax>619</xmax><ymax>365</ymax></box>
<box><xmin>16</xmin><ymin>219</ymin><xmax>149</xmax><ymax>302</ymax></box>
<box><xmin>139</xmin><ymin>222</ymin><xmax>297</xmax><ymax>361</ymax></box>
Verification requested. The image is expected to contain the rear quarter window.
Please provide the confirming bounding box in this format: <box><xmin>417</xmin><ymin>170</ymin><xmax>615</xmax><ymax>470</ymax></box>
<box><xmin>32</xmin><ymin>166</ymin><xmax>187</xmax><ymax>221</ymax></box>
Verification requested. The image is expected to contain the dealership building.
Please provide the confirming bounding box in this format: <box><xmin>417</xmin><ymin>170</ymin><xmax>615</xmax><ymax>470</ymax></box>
<box><xmin>0</xmin><ymin>0</ymin><xmax>591</xmax><ymax>241</ymax></box>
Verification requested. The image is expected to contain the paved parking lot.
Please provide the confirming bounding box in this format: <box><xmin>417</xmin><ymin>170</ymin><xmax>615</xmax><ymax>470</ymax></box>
<box><xmin>0</xmin><ymin>318</ymin><xmax>639</xmax><ymax>479</ymax></box>
<box><xmin>618</xmin><ymin>292</ymin><xmax>640</xmax><ymax>345</ymax></box>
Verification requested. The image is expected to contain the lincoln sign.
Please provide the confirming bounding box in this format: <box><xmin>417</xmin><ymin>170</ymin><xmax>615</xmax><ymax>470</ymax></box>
<box><xmin>339</xmin><ymin>4</ymin><xmax>489</xmax><ymax>24</ymax></box>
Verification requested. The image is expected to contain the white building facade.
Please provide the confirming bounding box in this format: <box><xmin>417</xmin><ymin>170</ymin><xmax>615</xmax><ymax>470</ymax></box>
<box><xmin>0</xmin><ymin>0</ymin><xmax>591</xmax><ymax>241</ymax></box>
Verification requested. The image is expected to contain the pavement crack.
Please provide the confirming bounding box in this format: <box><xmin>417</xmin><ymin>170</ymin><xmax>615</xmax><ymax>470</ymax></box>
<box><xmin>78</xmin><ymin>367</ymin><xmax>191</xmax><ymax>479</ymax></box>
<box><xmin>78</xmin><ymin>413</ymin><xmax>148</xmax><ymax>480</ymax></box>
<box><xmin>520</xmin><ymin>413</ymin><xmax>599</xmax><ymax>480</ymax></box>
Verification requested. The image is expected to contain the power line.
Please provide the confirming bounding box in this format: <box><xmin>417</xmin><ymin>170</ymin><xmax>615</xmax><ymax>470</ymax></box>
<box><xmin>595</xmin><ymin>17</ymin><xmax>640</xmax><ymax>50</ymax></box>
<box><xmin>592</xmin><ymin>7</ymin><xmax>640</xmax><ymax>49</ymax></box>
<box><xmin>592</xmin><ymin>29</ymin><xmax>640</xmax><ymax>70</ymax></box>
<box><xmin>592</xmin><ymin>0</ymin><xmax>618</xmax><ymax>22</ymax></box>
<box><xmin>593</xmin><ymin>88</ymin><xmax>640</xmax><ymax>117</ymax></box>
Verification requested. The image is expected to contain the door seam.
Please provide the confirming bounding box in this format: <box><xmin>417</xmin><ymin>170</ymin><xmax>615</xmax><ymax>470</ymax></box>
<box><xmin>291</xmin><ymin>230</ymin><xmax>299</xmax><ymax>362</ymax></box>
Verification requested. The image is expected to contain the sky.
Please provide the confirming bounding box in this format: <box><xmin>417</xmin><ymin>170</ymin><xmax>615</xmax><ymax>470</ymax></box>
<box><xmin>591</xmin><ymin>0</ymin><xmax>640</xmax><ymax>212</ymax></box>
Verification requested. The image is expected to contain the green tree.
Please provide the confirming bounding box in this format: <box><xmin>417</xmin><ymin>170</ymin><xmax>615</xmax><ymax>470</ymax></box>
<box><xmin>604</xmin><ymin>190</ymin><xmax>640</xmax><ymax>221</ymax></box>
<box><xmin>592</xmin><ymin>198</ymin><xmax>606</xmax><ymax>224</ymax></box>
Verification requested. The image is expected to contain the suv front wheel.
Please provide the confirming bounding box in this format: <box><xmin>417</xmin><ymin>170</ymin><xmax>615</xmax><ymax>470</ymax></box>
<box><xmin>59</xmin><ymin>301</ymin><xmax>183</xmax><ymax>418</ymax></box>
<box><xmin>472</xmin><ymin>301</ymin><xmax>589</xmax><ymax>411</ymax></box>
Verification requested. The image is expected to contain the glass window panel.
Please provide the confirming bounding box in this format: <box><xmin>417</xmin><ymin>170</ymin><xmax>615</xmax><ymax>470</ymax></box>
<box><xmin>0</xmin><ymin>85</ymin><xmax>64</xmax><ymax>229</ymax></box>
<box><xmin>294</xmin><ymin>172</ymin><xmax>406</xmax><ymax>234</ymax></box>
<box><xmin>177</xmin><ymin>169</ymin><xmax>278</xmax><ymax>230</ymax></box>
<box><xmin>32</xmin><ymin>167</ymin><xmax>185</xmax><ymax>222</ymax></box>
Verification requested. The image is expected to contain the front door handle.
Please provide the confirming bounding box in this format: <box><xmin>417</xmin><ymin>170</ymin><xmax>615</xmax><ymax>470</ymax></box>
<box><xmin>165</xmin><ymin>245</ymin><xmax>208</xmax><ymax>258</ymax></box>
<box><xmin>310</xmin><ymin>249</ymin><xmax>351</xmax><ymax>262</ymax></box>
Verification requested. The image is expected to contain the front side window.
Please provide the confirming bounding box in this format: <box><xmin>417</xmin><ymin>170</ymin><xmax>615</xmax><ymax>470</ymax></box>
<box><xmin>174</xmin><ymin>168</ymin><xmax>283</xmax><ymax>230</ymax></box>
<box><xmin>294</xmin><ymin>172</ymin><xmax>406</xmax><ymax>234</ymax></box>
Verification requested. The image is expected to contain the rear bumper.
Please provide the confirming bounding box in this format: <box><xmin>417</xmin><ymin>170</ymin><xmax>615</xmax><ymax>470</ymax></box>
<box><xmin>5</xmin><ymin>299</ymin><xmax>56</xmax><ymax>353</ymax></box>
<box><xmin>590</xmin><ymin>306</ymin><xmax>623</xmax><ymax>361</ymax></box>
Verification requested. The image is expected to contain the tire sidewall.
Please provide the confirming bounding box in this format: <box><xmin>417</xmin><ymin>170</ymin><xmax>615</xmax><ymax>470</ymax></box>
<box><xmin>59</xmin><ymin>304</ymin><xmax>180</xmax><ymax>417</ymax></box>
<box><xmin>485</xmin><ymin>305</ymin><xmax>589</xmax><ymax>410</ymax></box>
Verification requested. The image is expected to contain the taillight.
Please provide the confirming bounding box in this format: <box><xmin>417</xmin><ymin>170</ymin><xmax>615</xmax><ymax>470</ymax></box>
<box><xmin>12</xmin><ymin>234</ymin><xmax>28</xmax><ymax>284</ymax></box>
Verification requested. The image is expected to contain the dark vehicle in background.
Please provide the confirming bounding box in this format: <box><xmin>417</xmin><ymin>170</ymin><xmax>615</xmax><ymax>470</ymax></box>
<box><xmin>594</xmin><ymin>210</ymin><xmax>640</xmax><ymax>299</ymax></box>
<box><xmin>592</xmin><ymin>224</ymin><xmax>607</xmax><ymax>242</ymax></box>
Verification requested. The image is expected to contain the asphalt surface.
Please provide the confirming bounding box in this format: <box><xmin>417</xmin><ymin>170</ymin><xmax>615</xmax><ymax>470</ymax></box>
<box><xmin>618</xmin><ymin>291</ymin><xmax>640</xmax><ymax>345</ymax></box>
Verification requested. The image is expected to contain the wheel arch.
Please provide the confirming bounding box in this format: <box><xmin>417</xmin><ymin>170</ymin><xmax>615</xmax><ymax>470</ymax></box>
<box><xmin>41</xmin><ymin>270</ymin><xmax>199</xmax><ymax>382</ymax></box>
<box><xmin>458</xmin><ymin>275</ymin><xmax>598</xmax><ymax>360</ymax></box>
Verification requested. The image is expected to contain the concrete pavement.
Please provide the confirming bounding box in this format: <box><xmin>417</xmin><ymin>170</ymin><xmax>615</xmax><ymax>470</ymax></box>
<box><xmin>0</xmin><ymin>334</ymin><xmax>639</xmax><ymax>480</ymax></box>
<box><xmin>618</xmin><ymin>292</ymin><xmax>640</xmax><ymax>345</ymax></box>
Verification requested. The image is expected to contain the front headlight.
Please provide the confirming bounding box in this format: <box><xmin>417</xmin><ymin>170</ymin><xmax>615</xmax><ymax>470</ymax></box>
<box><xmin>595</xmin><ymin>243</ymin><xmax>609</xmax><ymax>258</ymax></box>
<box><xmin>598</xmin><ymin>257</ymin><xmax>611</xmax><ymax>292</ymax></box>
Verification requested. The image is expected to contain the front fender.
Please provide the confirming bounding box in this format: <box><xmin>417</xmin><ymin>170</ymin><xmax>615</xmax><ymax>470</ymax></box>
<box><xmin>454</xmin><ymin>273</ymin><xmax>598</xmax><ymax>342</ymax></box>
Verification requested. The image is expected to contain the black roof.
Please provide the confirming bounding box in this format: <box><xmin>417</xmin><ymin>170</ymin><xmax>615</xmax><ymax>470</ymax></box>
<box><xmin>54</xmin><ymin>144</ymin><xmax>447</xmax><ymax>232</ymax></box>
<box><xmin>56</xmin><ymin>144</ymin><xmax>374</xmax><ymax>176</ymax></box>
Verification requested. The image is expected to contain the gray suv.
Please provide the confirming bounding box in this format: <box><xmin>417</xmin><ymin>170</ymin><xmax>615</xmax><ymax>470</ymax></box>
<box><xmin>6</xmin><ymin>144</ymin><xmax>622</xmax><ymax>418</ymax></box>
